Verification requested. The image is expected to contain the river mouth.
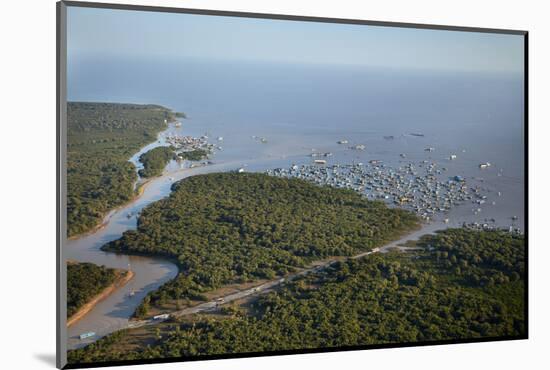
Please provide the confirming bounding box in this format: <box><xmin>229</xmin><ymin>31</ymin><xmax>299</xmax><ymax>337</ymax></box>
<box><xmin>65</xmin><ymin>122</ymin><xmax>293</xmax><ymax>349</ymax></box>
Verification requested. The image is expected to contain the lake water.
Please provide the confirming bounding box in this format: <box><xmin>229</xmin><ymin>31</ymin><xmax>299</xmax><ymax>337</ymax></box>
<box><xmin>66</xmin><ymin>57</ymin><xmax>525</xmax><ymax>348</ymax></box>
<box><xmin>69</xmin><ymin>57</ymin><xmax>525</xmax><ymax>228</ymax></box>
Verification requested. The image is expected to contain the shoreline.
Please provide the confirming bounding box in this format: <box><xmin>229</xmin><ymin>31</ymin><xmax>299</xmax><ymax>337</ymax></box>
<box><xmin>68</xmin><ymin>116</ymin><xmax>179</xmax><ymax>241</ymax></box>
<box><xmin>68</xmin><ymin>158</ymin><xmax>211</xmax><ymax>242</ymax></box>
<box><xmin>67</xmin><ymin>269</ymin><xmax>135</xmax><ymax>327</ymax></box>
<box><xmin>68</xmin><ymin>177</ymin><xmax>152</xmax><ymax>241</ymax></box>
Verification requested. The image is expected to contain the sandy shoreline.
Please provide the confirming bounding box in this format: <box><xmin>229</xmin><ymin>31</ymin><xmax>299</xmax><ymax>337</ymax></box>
<box><xmin>67</xmin><ymin>269</ymin><xmax>135</xmax><ymax>327</ymax></box>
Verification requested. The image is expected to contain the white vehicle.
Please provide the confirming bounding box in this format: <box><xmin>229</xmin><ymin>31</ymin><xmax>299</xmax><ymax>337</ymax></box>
<box><xmin>153</xmin><ymin>314</ymin><xmax>170</xmax><ymax>320</ymax></box>
<box><xmin>79</xmin><ymin>332</ymin><xmax>95</xmax><ymax>340</ymax></box>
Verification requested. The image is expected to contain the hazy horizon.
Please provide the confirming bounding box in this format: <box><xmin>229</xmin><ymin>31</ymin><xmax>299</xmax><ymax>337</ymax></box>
<box><xmin>67</xmin><ymin>6</ymin><xmax>524</xmax><ymax>74</ymax></box>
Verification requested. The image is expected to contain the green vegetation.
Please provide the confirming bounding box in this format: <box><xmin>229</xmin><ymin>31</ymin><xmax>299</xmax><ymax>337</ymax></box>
<box><xmin>67</xmin><ymin>102</ymin><xmax>178</xmax><ymax>237</ymax></box>
<box><xmin>175</xmin><ymin>112</ymin><xmax>186</xmax><ymax>118</ymax></box>
<box><xmin>67</xmin><ymin>262</ymin><xmax>117</xmax><ymax>318</ymax></box>
<box><xmin>138</xmin><ymin>146</ymin><xmax>175</xmax><ymax>178</ymax></box>
<box><xmin>417</xmin><ymin>228</ymin><xmax>525</xmax><ymax>286</ymax></box>
<box><xmin>136</xmin><ymin>146</ymin><xmax>210</xmax><ymax>179</ymax></box>
<box><xmin>67</xmin><ymin>229</ymin><xmax>525</xmax><ymax>364</ymax></box>
<box><xmin>102</xmin><ymin>172</ymin><xmax>419</xmax><ymax>317</ymax></box>
<box><xmin>179</xmin><ymin>149</ymin><xmax>209</xmax><ymax>161</ymax></box>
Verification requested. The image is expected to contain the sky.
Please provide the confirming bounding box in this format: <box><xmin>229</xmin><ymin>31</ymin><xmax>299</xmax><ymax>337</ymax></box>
<box><xmin>67</xmin><ymin>6</ymin><xmax>524</xmax><ymax>73</ymax></box>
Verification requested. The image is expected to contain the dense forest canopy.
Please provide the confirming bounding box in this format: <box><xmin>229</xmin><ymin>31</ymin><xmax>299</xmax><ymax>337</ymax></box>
<box><xmin>102</xmin><ymin>172</ymin><xmax>419</xmax><ymax>315</ymax></box>
<box><xmin>67</xmin><ymin>102</ymin><xmax>177</xmax><ymax>237</ymax></box>
<box><xmin>178</xmin><ymin>149</ymin><xmax>209</xmax><ymax>161</ymax></box>
<box><xmin>67</xmin><ymin>262</ymin><xmax>118</xmax><ymax>318</ymax></box>
<box><xmin>138</xmin><ymin>146</ymin><xmax>175</xmax><ymax>178</ymax></box>
<box><xmin>68</xmin><ymin>229</ymin><xmax>525</xmax><ymax>364</ymax></box>
<box><xmin>416</xmin><ymin>228</ymin><xmax>525</xmax><ymax>287</ymax></box>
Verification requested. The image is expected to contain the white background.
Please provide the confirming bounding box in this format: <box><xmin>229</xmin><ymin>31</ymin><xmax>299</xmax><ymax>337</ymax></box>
<box><xmin>0</xmin><ymin>0</ymin><xmax>547</xmax><ymax>369</ymax></box>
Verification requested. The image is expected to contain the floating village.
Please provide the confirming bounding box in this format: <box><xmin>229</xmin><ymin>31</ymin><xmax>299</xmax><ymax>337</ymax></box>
<box><xmin>163</xmin><ymin>124</ymin><xmax>521</xmax><ymax>234</ymax></box>
<box><xmin>265</xmin><ymin>140</ymin><xmax>522</xmax><ymax>235</ymax></box>
<box><xmin>163</xmin><ymin>131</ymin><xmax>221</xmax><ymax>168</ymax></box>
<box><xmin>165</xmin><ymin>132</ymin><xmax>217</xmax><ymax>153</ymax></box>
<box><xmin>267</xmin><ymin>161</ymin><xmax>474</xmax><ymax>222</ymax></box>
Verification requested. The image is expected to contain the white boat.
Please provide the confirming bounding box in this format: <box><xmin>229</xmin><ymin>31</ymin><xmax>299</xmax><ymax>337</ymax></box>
<box><xmin>79</xmin><ymin>332</ymin><xmax>95</xmax><ymax>340</ymax></box>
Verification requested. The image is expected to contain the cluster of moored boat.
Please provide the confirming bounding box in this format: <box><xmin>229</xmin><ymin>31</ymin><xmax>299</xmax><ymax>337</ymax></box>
<box><xmin>165</xmin><ymin>133</ymin><xmax>219</xmax><ymax>154</ymax></box>
<box><xmin>266</xmin><ymin>161</ymin><xmax>487</xmax><ymax>222</ymax></box>
<box><xmin>165</xmin><ymin>130</ymin><xmax>519</xmax><ymax>232</ymax></box>
<box><xmin>462</xmin><ymin>221</ymin><xmax>522</xmax><ymax>235</ymax></box>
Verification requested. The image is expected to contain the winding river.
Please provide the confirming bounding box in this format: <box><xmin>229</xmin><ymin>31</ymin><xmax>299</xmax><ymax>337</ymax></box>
<box><xmin>66</xmin><ymin>120</ymin><xmax>299</xmax><ymax>349</ymax></box>
<box><xmin>65</xmin><ymin>123</ymin><xmax>240</xmax><ymax>349</ymax></box>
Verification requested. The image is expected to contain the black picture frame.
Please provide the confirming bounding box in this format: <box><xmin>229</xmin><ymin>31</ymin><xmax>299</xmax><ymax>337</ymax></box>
<box><xmin>57</xmin><ymin>1</ymin><xmax>528</xmax><ymax>368</ymax></box>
